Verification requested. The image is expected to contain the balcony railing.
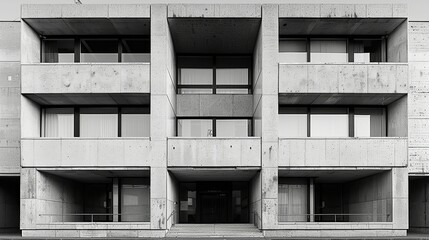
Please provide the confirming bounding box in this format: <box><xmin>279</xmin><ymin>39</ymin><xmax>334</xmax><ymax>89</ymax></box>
<box><xmin>278</xmin><ymin>213</ymin><xmax>391</xmax><ymax>223</ymax></box>
<box><xmin>279</xmin><ymin>137</ymin><xmax>407</xmax><ymax>167</ymax></box>
<box><xmin>21</xmin><ymin>63</ymin><xmax>150</xmax><ymax>94</ymax></box>
<box><xmin>279</xmin><ymin>63</ymin><xmax>408</xmax><ymax>94</ymax></box>
<box><xmin>21</xmin><ymin>138</ymin><xmax>151</xmax><ymax>167</ymax></box>
<box><xmin>167</xmin><ymin>137</ymin><xmax>261</xmax><ymax>167</ymax></box>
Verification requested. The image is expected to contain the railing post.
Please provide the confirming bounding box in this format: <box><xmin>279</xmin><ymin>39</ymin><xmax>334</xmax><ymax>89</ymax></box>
<box><xmin>91</xmin><ymin>214</ymin><xmax>93</xmax><ymax>222</ymax></box>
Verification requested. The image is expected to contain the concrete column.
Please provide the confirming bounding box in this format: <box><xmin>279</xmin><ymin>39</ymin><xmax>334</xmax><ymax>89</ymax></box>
<box><xmin>260</xmin><ymin>4</ymin><xmax>279</xmax><ymax>230</ymax></box>
<box><xmin>392</xmin><ymin>168</ymin><xmax>408</xmax><ymax>229</ymax></box>
<box><xmin>112</xmin><ymin>178</ymin><xmax>119</xmax><ymax>222</ymax></box>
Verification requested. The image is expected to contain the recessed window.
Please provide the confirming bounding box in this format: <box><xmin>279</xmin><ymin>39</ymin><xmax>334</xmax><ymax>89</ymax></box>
<box><xmin>81</xmin><ymin>39</ymin><xmax>119</xmax><ymax>63</ymax></box>
<box><xmin>177</xmin><ymin>118</ymin><xmax>252</xmax><ymax>137</ymax></box>
<box><xmin>354</xmin><ymin>108</ymin><xmax>386</xmax><ymax>137</ymax></box>
<box><xmin>42</xmin><ymin>108</ymin><xmax>74</xmax><ymax>137</ymax></box>
<box><xmin>42</xmin><ymin>39</ymin><xmax>74</xmax><ymax>63</ymax></box>
<box><xmin>216</xmin><ymin>119</ymin><xmax>249</xmax><ymax>137</ymax></box>
<box><xmin>121</xmin><ymin>108</ymin><xmax>150</xmax><ymax>137</ymax></box>
<box><xmin>120</xmin><ymin>178</ymin><xmax>150</xmax><ymax>222</ymax></box>
<box><xmin>178</xmin><ymin>119</ymin><xmax>213</xmax><ymax>137</ymax></box>
<box><xmin>279</xmin><ymin>39</ymin><xmax>307</xmax><ymax>63</ymax></box>
<box><xmin>80</xmin><ymin>108</ymin><xmax>118</xmax><ymax>137</ymax></box>
<box><xmin>353</xmin><ymin>39</ymin><xmax>383</xmax><ymax>63</ymax></box>
<box><xmin>310</xmin><ymin>40</ymin><xmax>348</xmax><ymax>63</ymax></box>
<box><xmin>121</xmin><ymin>39</ymin><xmax>150</xmax><ymax>63</ymax></box>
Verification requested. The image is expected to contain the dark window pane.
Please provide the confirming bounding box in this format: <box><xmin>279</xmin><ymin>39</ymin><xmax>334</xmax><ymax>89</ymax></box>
<box><xmin>120</xmin><ymin>178</ymin><xmax>150</xmax><ymax>222</ymax></box>
<box><xmin>42</xmin><ymin>39</ymin><xmax>74</xmax><ymax>63</ymax></box>
<box><xmin>81</xmin><ymin>39</ymin><xmax>118</xmax><ymax>63</ymax></box>
<box><xmin>122</xmin><ymin>39</ymin><xmax>150</xmax><ymax>63</ymax></box>
<box><xmin>353</xmin><ymin>39</ymin><xmax>383</xmax><ymax>63</ymax></box>
<box><xmin>354</xmin><ymin>108</ymin><xmax>386</xmax><ymax>137</ymax></box>
<box><xmin>279</xmin><ymin>40</ymin><xmax>307</xmax><ymax>63</ymax></box>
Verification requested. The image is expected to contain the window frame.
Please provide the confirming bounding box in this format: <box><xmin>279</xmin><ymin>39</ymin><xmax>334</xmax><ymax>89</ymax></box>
<box><xmin>41</xmin><ymin>35</ymin><xmax>150</xmax><ymax>63</ymax></box>
<box><xmin>279</xmin><ymin>36</ymin><xmax>387</xmax><ymax>63</ymax></box>
<box><xmin>40</xmin><ymin>105</ymin><xmax>150</xmax><ymax>138</ymax></box>
<box><xmin>176</xmin><ymin>54</ymin><xmax>253</xmax><ymax>94</ymax></box>
<box><xmin>279</xmin><ymin>105</ymin><xmax>387</xmax><ymax>138</ymax></box>
<box><xmin>176</xmin><ymin>117</ymin><xmax>254</xmax><ymax>137</ymax></box>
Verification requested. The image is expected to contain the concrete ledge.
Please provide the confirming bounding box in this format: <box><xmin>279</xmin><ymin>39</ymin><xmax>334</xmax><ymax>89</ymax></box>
<box><xmin>279</xmin><ymin>63</ymin><xmax>408</xmax><ymax>94</ymax></box>
<box><xmin>22</xmin><ymin>4</ymin><xmax>150</xmax><ymax>18</ymax></box>
<box><xmin>168</xmin><ymin>4</ymin><xmax>261</xmax><ymax>18</ymax></box>
<box><xmin>21</xmin><ymin>63</ymin><xmax>150</xmax><ymax>94</ymax></box>
<box><xmin>264</xmin><ymin>229</ymin><xmax>406</xmax><ymax>237</ymax></box>
<box><xmin>279</xmin><ymin>138</ymin><xmax>408</xmax><ymax>167</ymax></box>
<box><xmin>278</xmin><ymin>4</ymin><xmax>407</xmax><ymax>18</ymax></box>
<box><xmin>167</xmin><ymin>137</ymin><xmax>261</xmax><ymax>167</ymax></box>
<box><xmin>21</xmin><ymin>138</ymin><xmax>154</xmax><ymax>167</ymax></box>
<box><xmin>177</xmin><ymin>94</ymin><xmax>253</xmax><ymax>117</ymax></box>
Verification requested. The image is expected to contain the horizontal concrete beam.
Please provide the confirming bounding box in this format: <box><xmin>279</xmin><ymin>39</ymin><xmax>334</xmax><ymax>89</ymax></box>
<box><xmin>176</xmin><ymin>94</ymin><xmax>253</xmax><ymax>117</ymax></box>
<box><xmin>21</xmin><ymin>63</ymin><xmax>150</xmax><ymax>94</ymax></box>
<box><xmin>279</xmin><ymin>63</ymin><xmax>408</xmax><ymax>94</ymax></box>
<box><xmin>22</xmin><ymin>4</ymin><xmax>150</xmax><ymax>18</ymax></box>
<box><xmin>278</xmin><ymin>4</ymin><xmax>407</xmax><ymax>18</ymax></box>
<box><xmin>21</xmin><ymin>138</ymin><xmax>157</xmax><ymax>167</ymax></box>
<box><xmin>168</xmin><ymin>4</ymin><xmax>261</xmax><ymax>18</ymax></box>
<box><xmin>167</xmin><ymin>137</ymin><xmax>261</xmax><ymax>167</ymax></box>
<box><xmin>279</xmin><ymin>138</ymin><xmax>408</xmax><ymax>167</ymax></box>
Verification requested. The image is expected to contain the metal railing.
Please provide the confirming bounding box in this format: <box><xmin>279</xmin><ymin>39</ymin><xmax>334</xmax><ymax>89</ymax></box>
<box><xmin>278</xmin><ymin>213</ymin><xmax>391</xmax><ymax>223</ymax></box>
<box><xmin>166</xmin><ymin>210</ymin><xmax>176</xmax><ymax>228</ymax></box>
<box><xmin>39</xmin><ymin>213</ymin><xmax>149</xmax><ymax>223</ymax></box>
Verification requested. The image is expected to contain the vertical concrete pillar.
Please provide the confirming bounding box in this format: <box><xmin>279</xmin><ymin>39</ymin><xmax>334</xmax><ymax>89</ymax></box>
<box><xmin>392</xmin><ymin>168</ymin><xmax>408</xmax><ymax>229</ymax></box>
<box><xmin>112</xmin><ymin>178</ymin><xmax>119</xmax><ymax>222</ymax></box>
<box><xmin>260</xmin><ymin>4</ymin><xmax>279</xmax><ymax>230</ymax></box>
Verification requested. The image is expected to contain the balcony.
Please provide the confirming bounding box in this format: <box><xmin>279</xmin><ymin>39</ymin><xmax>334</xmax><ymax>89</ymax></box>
<box><xmin>21</xmin><ymin>138</ymin><xmax>152</xmax><ymax>167</ymax></box>
<box><xmin>279</xmin><ymin>137</ymin><xmax>407</xmax><ymax>167</ymax></box>
<box><xmin>167</xmin><ymin>137</ymin><xmax>261</xmax><ymax>167</ymax></box>
<box><xmin>21</xmin><ymin>63</ymin><xmax>150</xmax><ymax>94</ymax></box>
<box><xmin>279</xmin><ymin>63</ymin><xmax>408</xmax><ymax>94</ymax></box>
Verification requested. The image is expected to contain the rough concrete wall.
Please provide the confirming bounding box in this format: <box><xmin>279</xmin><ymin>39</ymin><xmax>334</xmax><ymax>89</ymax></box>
<box><xmin>250</xmin><ymin>171</ymin><xmax>262</xmax><ymax>228</ymax></box>
<box><xmin>388</xmin><ymin>21</ymin><xmax>408</xmax><ymax>63</ymax></box>
<box><xmin>0</xmin><ymin>22</ymin><xmax>20</xmax><ymax>174</ymax></box>
<box><xmin>409</xmin><ymin>178</ymin><xmax>429</xmax><ymax>231</ymax></box>
<box><xmin>408</xmin><ymin>22</ymin><xmax>429</xmax><ymax>174</ymax></box>
<box><xmin>388</xmin><ymin>96</ymin><xmax>408</xmax><ymax>137</ymax></box>
<box><xmin>21</xmin><ymin>21</ymin><xmax>39</xmax><ymax>64</ymax></box>
<box><xmin>260</xmin><ymin>4</ymin><xmax>279</xmax><ymax>230</ymax></box>
<box><xmin>21</xmin><ymin>96</ymin><xmax>39</xmax><ymax>138</ymax></box>
<box><xmin>166</xmin><ymin>172</ymin><xmax>179</xmax><ymax>229</ymax></box>
<box><xmin>0</xmin><ymin>177</ymin><xmax>19</xmax><ymax>231</ymax></box>
<box><xmin>176</xmin><ymin>94</ymin><xmax>253</xmax><ymax>117</ymax></box>
<box><xmin>346</xmin><ymin>171</ymin><xmax>392</xmax><ymax>222</ymax></box>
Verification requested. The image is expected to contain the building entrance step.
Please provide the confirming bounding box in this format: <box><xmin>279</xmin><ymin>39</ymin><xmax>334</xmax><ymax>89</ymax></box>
<box><xmin>166</xmin><ymin>223</ymin><xmax>263</xmax><ymax>238</ymax></box>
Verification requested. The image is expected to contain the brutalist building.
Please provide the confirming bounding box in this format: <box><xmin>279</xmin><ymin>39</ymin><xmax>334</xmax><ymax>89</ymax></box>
<box><xmin>1</xmin><ymin>2</ymin><xmax>429</xmax><ymax>238</ymax></box>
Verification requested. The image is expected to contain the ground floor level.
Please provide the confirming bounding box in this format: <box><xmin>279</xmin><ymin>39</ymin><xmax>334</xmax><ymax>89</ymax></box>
<box><xmin>0</xmin><ymin>166</ymin><xmax>417</xmax><ymax>237</ymax></box>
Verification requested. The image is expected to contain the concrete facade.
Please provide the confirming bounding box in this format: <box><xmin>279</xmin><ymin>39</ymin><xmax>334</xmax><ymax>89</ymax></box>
<box><xmin>0</xmin><ymin>1</ymin><xmax>425</xmax><ymax>238</ymax></box>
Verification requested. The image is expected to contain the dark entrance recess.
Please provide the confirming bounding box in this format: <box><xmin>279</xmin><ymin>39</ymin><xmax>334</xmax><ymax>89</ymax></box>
<box><xmin>179</xmin><ymin>182</ymin><xmax>249</xmax><ymax>223</ymax></box>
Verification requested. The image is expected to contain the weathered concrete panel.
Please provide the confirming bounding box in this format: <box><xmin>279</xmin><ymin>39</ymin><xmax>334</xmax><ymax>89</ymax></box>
<box><xmin>0</xmin><ymin>22</ymin><xmax>20</xmax><ymax>62</ymax></box>
<box><xmin>21</xmin><ymin>138</ymin><xmax>153</xmax><ymax>167</ymax></box>
<box><xmin>409</xmin><ymin>22</ymin><xmax>429</xmax><ymax>62</ymax></box>
<box><xmin>21</xmin><ymin>64</ymin><xmax>150</xmax><ymax>94</ymax></box>
<box><xmin>167</xmin><ymin>138</ymin><xmax>261</xmax><ymax>167</ymax></box>
<box><xmin>279</xmin><ymin>138</ymin><xmax>407</xmax><ymax>167</ymax></box>
<box><xmin>176</xmin><ymin>94</ymin><xmax>253</xmax><ymax>117</ymax></box>
<box><xmin>168</xmin><ymin>4</ymin><xmax>261</xmax><ymax>18</ymax></box>
<box><xmin>279</xmin><ymin>64</ymin><xmax>408</xmax><ymax>94</ymax></box>
<box><xmin>108</xmin><ymin>4</ymin><xmax>150</xmax><ymax>18</ymax></box>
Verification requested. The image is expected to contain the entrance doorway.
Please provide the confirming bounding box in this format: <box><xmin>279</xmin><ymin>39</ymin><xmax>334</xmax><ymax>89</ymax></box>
<box><xmin>179</xmin><ymin>181</ymin><xmax>249</xmax><ymax>223</ymax></box>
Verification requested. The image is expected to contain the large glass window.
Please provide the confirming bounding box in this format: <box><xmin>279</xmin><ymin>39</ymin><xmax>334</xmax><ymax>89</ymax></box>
<box><xmin>279</xmin><ymin>39</ymin><xmax>307</xmax><ymax>63</ymax></box>
<box><xmin>353</xmin><ymin>39</ymin><xmax>383</xmax><ymax>63</ymax></box>
<box><xmin>121</xmin><ymin>39</ymin><xmax>150</xmax><ymax>63</ymax></box>
<box><xmin>310</xmin><ymin>108</ymin><xmax>349</xmax><ymax>138</ymax></box>
<box><xmin>81</xmin><ymin>39</ymin><xmax>119</xmax><ymax>63</ymax></box>
<box><xmin>121</xmin><ymin>108</ymin><xmax>150</xmax><ymax>137</ymax></box>
<box><xmin>43</xmin><ymin>108</ymin><xmax>74</xmax><ymax>137</ymax></box>
<box><xmin>216</xmin><ymin>119</ymin><xmax>249</xmax><ymax>137</ymax></box>
<box><xmin>178</xmin><ymin>56</ymin><xmax>251</xmax><ymax>94</ymax></box>
<box><xmin>120</xmin><ymin>178</ymin><xmax>150</xmax><ymax>222</ymax></box>
<box><xmin>354</xmin><ymin>108</ymin><xmax>386</xmax><ymax>137</ymax></box>
<box><xmin>278</xmin><ymin>178</ymin><xmax>308</xmax><ymax>222</ymax></box>
<box><xmin>80</xmin><ymin>108</ymin><xmax>118</xmax><ymax>137</ymax></box>
<box><xmin>310</xmin><ymin>40</ymin><xmax>348</xmax><ymax>63</ymax></box>
<box><xmin>178</xmin><ymin>119</ymin><xmax>213</xmax><ymax>137</ymax></box>
<box><xmin>42</xmin><ymin>39</ymin><xmax>75</xmax><ymax>63</ymax></box>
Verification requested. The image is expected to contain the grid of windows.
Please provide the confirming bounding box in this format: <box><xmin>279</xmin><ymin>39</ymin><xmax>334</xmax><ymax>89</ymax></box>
<box><xmin>279</xmin><ymin>106</ymin><xmax>386</xmax><ymax>138</ymax></box>
<box><xmin>177</xmin><ymin>56</ymin><xmax>252</xmax><ymax>94</ymax></box>
<box><xmin>279</xmin><ymin>37</ymin><xmax>385</xmax><ymax>63</ymax></box>
<box><xmin>42</xmin><ymin>37</ymin><xmax>150</xmax><ymax>63</ymax></box>
<box><xmin>41</xmin><ymin>106</ymin><xmax>150</xmax><ymax>138</ymax></box>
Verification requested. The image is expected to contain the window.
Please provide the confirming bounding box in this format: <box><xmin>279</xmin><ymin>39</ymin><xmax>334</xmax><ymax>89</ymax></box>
<box><xmin>310</xmin><ymin>40</ymin><xmax>348</xmax><ymax>63</ymax></box>
<box><xmin>278</xmin><ymin>178</ymin><xmax>308</xmax><ymax>222</ymax></box>
<box><xmin>120</xmin><ymin>178</ymin><xmax>150</xmax><ymax>222</ymax></box>
<box><xmin>41</xmin><ymin>106</ymin><xmax>149</xmax><ymax>138</ymax></box>
<box><xmin>42</xmin><ymin>39</ymin><xmax>74</xmax><ymax>63</ymax></box>
<box><xmin>42</xmin><ymin>108</ymin><xmax>74</xmax><ymax>137</ymax></box>
<box><xmin>177</xmin><ymin>118</ymin><xmax>252</xmax><ymax>137</ymax></box>
<box><xmin>177</xmin><ymin>56</ymin><xmax>251</xmax><ymax>94</ymax></box>
<box><xmin>279</xmin><ymin>39</ymin><xmax>307</xmax><ymax>63</ymax></box>
<box><xmin>279</xmin><ymin>106</ymin><xmax>386</xmax><ymax>138</ymax></box>
<box><xmin>41</xmin><ymin>37</ymin><xmax>150</xmax><ymax>63</ymax></box>
<box><xmin>278</xmin><ymin>37</ymin><xmax>386</xmax><ymax>63</ymax></box>
<box><xmin>121</xmin><ymin>39</ymin><xmax>150</xmax><ymax>63</ymax></box>
<box><xmin>81</xmin><ymin>39</ymin><xmax>119</xmax><ymax>63</ymax></box>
